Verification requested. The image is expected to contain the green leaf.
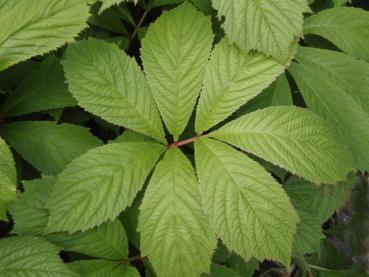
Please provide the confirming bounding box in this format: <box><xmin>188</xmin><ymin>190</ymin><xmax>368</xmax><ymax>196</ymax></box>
<box><xmin>69</xmin><ymin>260</ymin><xmax>140</xmax><ymax>277</ymax></box>
<box><xmin>0</xmin><ymin>236</ymin><xmax>78</xmax><ymax>277</ymax></box>
<box><xmin>46</xmin><ymin>142</ymin><xmax>165</xmax><ymax>233</ymax></box>
<box><xmin>120</xmin><ymin>190</ymin><xmax>143</xmax><ymax>249</ymax></box>
<box><xmin>239</xmin><ymin>73</ymin><xmax>293</xmax><ymax>115</ymax></box>
<box><xmin>304</xmin><ymin>7</ymin><xmax>369</xmax><ymax>61</ymax></box>
<box><xmin>139</xmin><ymin>148</ymin><xmax>216</xmax><ymax>277</ymax></box>
<box><xmin>0</xmin><ymin>121</ymin><xmax>102</xmax><ymax>175</ymax></box>
<box><xmin>212</xmin><ymin>0</ymin><xmax>307</xmax><ymax>62</ymax></box>
<box><xmin>114</xmin><ymin>129</ymin><xmax>154</xmax><ymax>143</ymax></box>
<box><xmin>202</xmin><ymin>264</ymin><xmax>241</xmax><ymax>277</ymax></box>
<box><xmin>293</xmin><ymin>210</ymin><xmax>323</xmax><ymax>256</ymax></box>
<box><xmin>195</xmin><ymin>138</ymin><xmax>299</xmax><ymax>266</ymax></box>
<box><xmin>141</xmin><ymin>2</ymin><xmax>213</xmax><ymax>140</ymax></box>
<box><xmin>211</xmin><ymin>106</ymin><xmax>354</xmax><ymax>184</ymax></box>
<box><xmin>63</xmin><ymin>38</ymin><xmax>165</xmax><ymax>143</ymax></box>
<box><xmin>47</xmin><ymin>219</ymin><xmax>129</xmax><ymax>260</ymax></box>
<box><xmin>290</xmin><ymin>47</ymin><xmax>369</xmax><ymax>170</ymax></box>
<box><xmin>1</xmin><ymin>56</ymin><xmax>76</xmax><ymax>117</ymax></box>
<box><xmin>9</xmin><ymin>175</ymin><xmax>129</xmax><ymax>260</ymax></box>
<box><xmin>100</xmin><ymin>0</ymin><xmax>138</xmax><ymax>13</ymax></box>
<box><xmin>0</xmin><ymin>137</ymin><xmax>17</xmax><ymax>221</ymax></box>
<box><xmin>195</xmin><ymin>38</ymin><xmax>284</xmax><ymax>133</ymax></box>
<box><xmin>0</xmin><ymin>0</ymin><xmax>89</xmax><ymax>71</ymax></box>
<box><xmin>8</xmin><ymin>176</ymin><xmax>55</xmax><ymax>235</ymax></box>
<box><xmin>284</xmin><ymin>176</ymin><xmax>352</xmax><ymax>222</ymax></box>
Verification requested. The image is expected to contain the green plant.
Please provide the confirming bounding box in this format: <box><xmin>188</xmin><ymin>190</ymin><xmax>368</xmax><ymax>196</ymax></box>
<box><xmin>0</xmin><ymin>0</ymin><xmax>368</xmax><ymax>276</ymax></box>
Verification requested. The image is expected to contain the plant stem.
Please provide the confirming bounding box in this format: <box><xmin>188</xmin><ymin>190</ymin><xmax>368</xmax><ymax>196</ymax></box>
<box><xmin>122</xmin><ymin>255</ymin><xmax>145</xmax><ymax>263</ymax></box>
<box><xmin>130</xmin><ymin>0</ymin><xmax>151</xmax><ymax>41</ymax></box>
<box><xmin>167</xmin><ymin>135</ymin><xmax>200</xmax><ymax>149</ymax></box>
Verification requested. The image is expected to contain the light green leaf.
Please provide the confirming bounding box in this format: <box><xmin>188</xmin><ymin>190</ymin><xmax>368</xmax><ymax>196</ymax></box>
<box><xmin>141</xmin><ymin>2</ymin><xmax>213</xmax><ymax>140</ymax></box>
<box><xmin>0</xmin><ymin>236</ymin><xmax>78</xmax><ymax>277</ymax></box>
<box><xmin>47</xmin><ymin>219</ymin><xmax>129</xmax><ymax>260</ymax></box>
<box><xmin>69</xmin><ymin>260</ymin><xmax>140</xmax><ymax>277</ymax></box>
<box><xmin>8</xmin><ymin>176</ymin><xmax>55</xmax><ymax>235</ymax></box>
<box><xmin>0</xmin><ymin>137</ymin><xmax>17</xmax><ymax>221</ymax></box>
<box><xmin>195</xmin><ymin>38</ymin><xmax>284</xmax><ymax>133</ymax></box>
<box><xmin>46</xmin><ymin>142</ymin><xmax>165</xmax><ymax>233</ymax></box>
<box><xmin>63</xmin><ymin>38</ymin><xmax>165</xmax><ymax>143</ymax></box>
<box><xmin>0</xmin><ymin>121</ymin><xmax>102</xmax><ymax>175</ymax></box>
<box><xmin>284</xmin><ymin>176</ymin><xmax>352</xmax><ymax>222</ymax></box>
<box><xmin>0</xmin><ymin>0</ymin><xmax>89</xmax><ymax>71</ymax></box>
<box><xmin>195</xmin><ymin>138</ymin><xmax>299</xmax><ymax>266</ymax></box>
<box><xmin>139</xmin><ymin>148</ymin><xmax>216</xmax><ymax>277</ymax></box>
<box><xmin>211</xmin><ymin>106</ymin><xmax>354</xmax><ymax>184</ymax></box>
<box><xmin>290</xmin><ymin>47</ymin><xmax>369</xmax><ymax>170</ymax></box>
<box><xmin>212</xmin><ymin>0</ymin><xmax>307</xmax><ymax>62</ymax></box>
<box><xmin>304</xmin><ymin>7</ymin><xmax>369</xmax><ymax>61</ymax></box>
<box><xmin>1</xmin><ymin>56</ymin><xmax>76</xmax><ymax>117</ymax></box>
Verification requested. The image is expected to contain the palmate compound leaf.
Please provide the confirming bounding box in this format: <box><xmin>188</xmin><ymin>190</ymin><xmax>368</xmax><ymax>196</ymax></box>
<box><xmin>289</xmin><ymin>47</ymin><xmax>369</xmax><ymax>170</ymax></box>
<box><xmin>304</xmin><ymin>7</ymin><xmax>369</xmax><ymax>61</ymax></box>
<box><xmin>46</xmin><ymin>142</ymin><xmax>165</xmax><ymax>233</ymax></box>
<box><xmin>1</xmin><ymin>55</ymin><xmax>76</xmax><ymax>117</ymax></box>
<box><xmin>62</xmin><ymin>38</ymin><xmax>165</xmax><ymax>143</ymax></box>
<box><xmin>195</xmin><ymin>138</ymin><xmax>299</xmax><ymax>266</ymax></box>
<box><xmin>141</xmin><ymin>2</ymin><xmax>213</xmax><ymax>140</ymax></box>
<box><xmin>0</xmin><ymin>121</ymin><xmax>102</xmax><ymax>176</ymax></box>
<box><xmin>0</xmin><ymin>137</ymin><xmax>17</xmax><ymax>221</ymax></box>
<box><xmin>69</xmin><ymin>260</ymin><xmax>140</xmax><ymax>277</ymax></box>
<box><xmin>212</xmin><ymin>0</ymin><xmax>309</xmax><ymax>62</ymax></box>
<box><xmin>195</xmin><ymin>38</ymin><xmax>284</xmax><ymax>134</ymax></box>
<box><xmin>0</xmin><ymin>236</ymin><xmax>78</xmax><ymax>277</ymax></box>
<box><xmin>0</xmin><ymin>0</ymin><xmax>89</xmax><ymax>71</ymax></box>
<box><xmin>138</xmin><ymin>148</ymin><xmax>216</xmax><ymax>277</ymax></box>
<box><xmin>211</xmin><ymin>106</ymin><xmax>354</xmax><ymax>184</ymax></box>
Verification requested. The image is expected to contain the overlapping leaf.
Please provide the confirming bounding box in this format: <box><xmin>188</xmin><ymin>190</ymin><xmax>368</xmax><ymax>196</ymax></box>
<box><xmin>0</xmin><ymin>236</ymin><xmax>77</xmax><ymax>277</ymax></box>
<box><xmin>290</xmin><ymin>47</ymin><xmax>369</xmax><ymax>170</ymax></box>
<box><xmin>69</xmin><ymin>260</ymin><xmax>140</xmax><ymax>277</ymax></box>
<box><xmin>212</xmin><ymin>0</ymin><xmax>308</xmax><ymax>62</ymax></box>
<box><xmin>211</xmin><ymin>106</ymin><xmax>354</xmax><ymax>184</ymax></box>
<box><xmin>141</xmin><ymin>2</ymin><xmax>213</xmax><ymax>139</ymax></box>
<box><xmin>9</xmin><ymin>176</ymin><xmax>129</xmax><ymax>260</ymax></box>
<box><xmin>100</xmin><ymin>0</ymin><xmax>138</xmax><ymax>13</ymax></box>
<box><xmin>195</xmin><ymin>38</ymin><xmax>284</xmax><ymax>133</ymax></box>
<box><xmin>46</xmin><ymin>142</ymin><xmax>164</xmax><ymax>233</ymax></box>
<box><xmin>8</xmin><ymin>177</ymin><xmax>55</xmax><ymax>235</ymax></box>
<box><xmin>47</xmin><ymin>219</ymin><xmax>128</xmax><ymax>260</ymax></box>
<box><xmin>63</xmin><ymin>39</ymin><xmax>165</xmax><ymax>142</ymax></box>
<box><xmin>304</xmin><ymin>7</ymin><xmax>369</xmax><ymax>61</ymax></box>
<box><xmin>139</xmin><ymin>148</ymin><xmax>216</xmax><ymax>277</ymax></box>
<box><xmin>284</xmin><ymin>176</ymin><xmax>352</xmax><ymax>222</ymax></box>
<box><xmin>239</xmin><ymin>73</ymin><xmax>293</xmax><ymax>114</ymax></box>
<box><xmin>1</xmin><ymin>56</ymin><xmax>76</xmax><ymax>117</ymax></box>
<box><xmin>0</xmin><ymin>0</ymin><xmax>89</xmax><ymax>71</ymax></box>
<box><xmin>0</xmin><ymin>121</ymin><xmax>102</xmax><ymax>175</ymax></box>
<box><xmin>0</xmin><ymin>137</ymin><xmax>17</xmax><ymax>221</ymax></box>
<box><xmin>195</xmin><ymin>138</ymin><xmax>299</xmax><ymax>266</ymax></box>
